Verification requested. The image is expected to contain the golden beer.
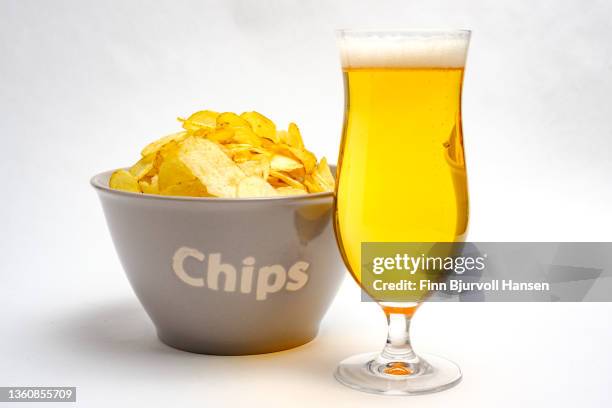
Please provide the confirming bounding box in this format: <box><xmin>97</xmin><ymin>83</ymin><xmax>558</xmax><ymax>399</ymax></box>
<box><xmin>335</xmin><ymin>66</ymin><xmax>469</xmax><ymax>309</ymax></box>
<box><xmin>333</xmin><ymin>30</ymin><xmax>470</xmax><ymax>394</ymax></box>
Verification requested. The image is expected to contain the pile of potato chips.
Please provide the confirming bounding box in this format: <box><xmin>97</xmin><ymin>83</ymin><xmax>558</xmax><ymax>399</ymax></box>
<box><xmin>109</xmin><ymin>110</ymin><xmax>334</xmax><ymax>198</ymax></box>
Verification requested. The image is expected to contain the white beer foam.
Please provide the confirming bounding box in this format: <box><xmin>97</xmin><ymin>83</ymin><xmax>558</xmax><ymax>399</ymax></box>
<box><xmin>339</xmin><ymin>33</ymin><xmax>469</xmax><ymax>68</ymax></box>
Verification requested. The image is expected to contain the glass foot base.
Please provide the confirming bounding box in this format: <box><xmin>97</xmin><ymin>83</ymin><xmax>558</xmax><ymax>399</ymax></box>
<box><xmin>334</xmin><ymin>352</ymin><xmax>461</xmax><ymax>395</ymax></box>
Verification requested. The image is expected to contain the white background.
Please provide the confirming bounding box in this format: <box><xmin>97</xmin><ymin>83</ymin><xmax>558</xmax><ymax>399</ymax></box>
<box><xmin>1</xmin><ymin>0</ymin><xmax>611</xmax><ymax>407</ymax></box>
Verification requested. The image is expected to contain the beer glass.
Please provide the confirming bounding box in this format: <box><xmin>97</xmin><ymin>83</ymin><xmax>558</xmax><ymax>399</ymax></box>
<box><xmin>334</xmin><ymin>29</ymin><xmax>471</xmax><ymax>395</ymax></box>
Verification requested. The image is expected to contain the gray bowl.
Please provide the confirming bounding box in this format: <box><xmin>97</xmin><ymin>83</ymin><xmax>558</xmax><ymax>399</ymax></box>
<box><xmin>91</xmin><ymin>169</ymin><xmax>344</xmax><ymax>355</ymax></box>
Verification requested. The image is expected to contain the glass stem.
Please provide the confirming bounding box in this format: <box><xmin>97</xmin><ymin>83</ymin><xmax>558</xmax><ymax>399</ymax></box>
<box><xmin>381</xmin><ymin>313</ymin><xmax>416</xmax><ymax>362</ymax></box>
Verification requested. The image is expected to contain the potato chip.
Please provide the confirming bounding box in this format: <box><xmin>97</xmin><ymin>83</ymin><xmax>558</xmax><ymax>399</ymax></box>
<box><xmin>151</xmin><ymin>149</ymin><xmax>164</xmax><ymax>170</ymax></box>
<box><xmin>267</xmin><ymin>176</ymin><xmax>285</xmax><ymax>187</ymax></box>
<box><xmin>225</xmin><ymin>144</ymin><xmax>270</xmax><ymax>156</ymax></box>
<box><xmin>139</xmin><ymin>175</ymin><xmax>159</xmax><ymax>194</ymax></box>
<box><xmin>109</xmin><ymin>169</ymin><xmax>141</xmax><ymax>193</ymax></box>
<box><xmin>181</xmin><ymin>110</ymin><xmax>218</xmax><ymax>132</ymax></box>
<box><xmin>238</xmin><ymin>157</ymin><xmax>270</xmax><ymax>180</ymax></box>
<box><xmin>287</xmin><ymin>166</ymin><xmax>306</xmax><ymax>181</ymax></box>
<box><xmin>224</xmin><ymin>144</ymin><xmax>250</xmax><ymax>160</ymax></box>
<box><xmin>231</xmin><ymin>149</ymin><xmax>254</xmax><ymax>163</ymax></box>
<box><xmin>276</xmin><ymin>131</ymin><xmax>288</xmax><ymax>144</ymax></box>
<box><xmin>225</xmin><ymin>143</ymin><xmax>252</xmax><ymax>151</ymax></box>
<box><xmin>207</xmin><ymin>128</ymin><xmax>234</xmax><ymax>144</ymax></box>
<box><xmin>288</xmin><ymin>146</ymin><xmax>317</xmax><ymax>173</ymax></box>
<box><xmin>217</xmin><ymin>112</ymin><xmax>250</xmax><ymax>129</ymax></box>
<box><xmin>158</xmin><ymin>140</ymin><xmax>181</xmax><ymax>158</ymax></box>
<box><xmin>314</xmin><ymin>157</ymin><xmax>335</xmax><ymax>190</ymax></box>
<box><xmin>287</xmin><ymin>122</ymin><xmax>305</xmax><ymax>148</ymax></box>
<box><xmin>129</xmin><ymin>153</ymin><xmax>156</xmax><ymax>180</ymax></box>
<box><xmin>240</xmin><ymin>111</ymin><xmax>278</xmax><ymax>143</ymax></box>
<box><xmin>110</xmin><ymin>108</ymin><xmax>334</xmax><ymax>198</ymax></box>
<box><xmin>192</xmin><ymin>127</ymin><xmax>213</xmax><ymax>138</ymax></box>
<box><xmin>270</xmin><ymin>154</ymin><xmax>303</xmax><ymax>172</ymax></box>
<box><xmin>157</xmin><ymin>152</ymin><xmax>195</xmax><ymax>191</ymax></box>
<box><xmin>260</xmin><ymin>138</ymin><xmax>275</xmax><ymax>149</ymax></box>
<box><xmin>304</xmin><ymin>174</ymin><xmax>324</xmax><ymax>193</ymax></box>
<box><xmin>178</xmin><ymin>137</ymin><xmax>245</xmax><ymax>198</ymax></box>
<box><xmin>236</xmin><ymin>176</ymin><xmax>278</xmax><ymax>198</ymax></box>
<box><xmin>269</xmin><ymin>170</ymin><xmax>305</xmax><ymax>190</ymax></box>
<box><xmin>276</xmin><ymin>186</ymin><xmax>307</xmax><ymax>196</ymax></box>
<box><xmin>304</xmin><ymin>157</ymin><xmax>334</xmax><ymax>193</ymax></box>
<box><xmin>266</xmin><ymin>142</ymin><xmax>292</xmax><ymax>156</ymax></box>
<box><xmin>141</xmin><ymin>131</ymin><xmax>187</xmax><ymax>157</ymax></box>
<box><xmin>232</xmin><ymin>127</ymin><xmax>263</xmax><ymax>147</ymax></box>
<box><xmin>264</xmin><ymin>143</ymin><xmax>314</xmax><ymax>172</ymax></box>
<box><xmin>160</xmin><ymin>179</ymin><xmax>208</xmax><ymax>197</ymax></box>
